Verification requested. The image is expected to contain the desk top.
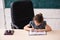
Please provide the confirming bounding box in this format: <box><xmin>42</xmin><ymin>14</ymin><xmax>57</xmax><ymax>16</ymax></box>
<box><xmin>0</xmin><ymin>29</ymin><xmax>60</xmax><ymax>40</ymax></box>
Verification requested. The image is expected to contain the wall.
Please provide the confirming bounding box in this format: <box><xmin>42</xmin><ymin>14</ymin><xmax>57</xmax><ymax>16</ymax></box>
<box><xmin>5</xmin><ymin>8</ymin><xmax>60</xmax><ymax>30</ymax></box>
<box><xmin>0</xmin><ymin>0</ymin><xmax>5</xmax><ymax>29</ymax></box>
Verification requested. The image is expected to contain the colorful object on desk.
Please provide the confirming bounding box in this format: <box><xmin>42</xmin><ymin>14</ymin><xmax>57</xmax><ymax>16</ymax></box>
<box><xmin>4</xmin><ymin>30</ymin><xmax>14</xmax><ymax>35</ymax></box>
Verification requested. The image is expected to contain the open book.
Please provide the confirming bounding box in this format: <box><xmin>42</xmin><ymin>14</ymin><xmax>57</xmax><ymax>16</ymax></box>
<box><xmin>29</xmin><ymin>30</ymin><xmax>47</xmax><ymax>35</ymax></box>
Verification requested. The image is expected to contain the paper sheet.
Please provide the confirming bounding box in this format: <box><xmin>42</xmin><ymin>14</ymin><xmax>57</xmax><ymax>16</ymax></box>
<box><xmin>29</xmin><ymin>30</ymin><xmax>47</xmax><ymax>35</ymax></box>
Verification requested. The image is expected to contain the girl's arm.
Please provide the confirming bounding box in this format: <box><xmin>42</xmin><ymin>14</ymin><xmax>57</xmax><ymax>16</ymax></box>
<box><xmin>35</xmin><ymin>24</ymin><xmax>52</xmax><ymax>32</ymax></box>
<box><xmin>45</xmin><ymin>24</ymin><xmax>52</xmax><ymax>32</ymax></box>
<box><xmin>24</xmin><ymin>24</ymin><xmax>34</xmax><ymax>31</ymax></box>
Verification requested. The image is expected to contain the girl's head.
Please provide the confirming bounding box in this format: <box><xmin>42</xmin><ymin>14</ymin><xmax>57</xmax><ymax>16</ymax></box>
<box><xmin>33</xmin><ymin>13</ymin><xmax>43</xmax><ymax>24</ymax></box>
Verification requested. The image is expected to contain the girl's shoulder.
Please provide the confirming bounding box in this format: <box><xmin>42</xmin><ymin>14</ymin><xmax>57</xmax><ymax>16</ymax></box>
<box><xmin>42</xmin><ymin>21</ymin><xmax>46</xmax><ymax>25</ymax></box>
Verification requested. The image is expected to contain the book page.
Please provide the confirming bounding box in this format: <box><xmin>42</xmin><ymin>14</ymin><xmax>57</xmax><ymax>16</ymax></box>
<box><xmin>29</xmin><ymin>30</ymin><xmax>47</xmax><ymax>35</ymax></box>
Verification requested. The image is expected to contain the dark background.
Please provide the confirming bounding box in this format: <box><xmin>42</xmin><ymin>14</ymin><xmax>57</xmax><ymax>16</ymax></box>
<box><xmin>4</xmin><ymin>0</ymin><xmax>60</xmax><ymax>8</ymax></box>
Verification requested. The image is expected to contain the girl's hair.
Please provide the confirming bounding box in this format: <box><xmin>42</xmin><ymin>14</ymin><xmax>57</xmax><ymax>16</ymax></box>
<box><xmin>33</xmin><ymin>13</ymin><xmax>43</xmax><ymax>23</ymax></box>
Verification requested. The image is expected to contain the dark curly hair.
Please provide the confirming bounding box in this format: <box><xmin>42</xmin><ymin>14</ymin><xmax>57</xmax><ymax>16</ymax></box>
<box><xmin>33</xmin><ymin>13</ymin><xmax>43</xmax><ymax>23</ymax></box>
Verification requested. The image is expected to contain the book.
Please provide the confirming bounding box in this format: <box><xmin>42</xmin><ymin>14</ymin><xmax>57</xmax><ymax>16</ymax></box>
<box><xmin>29</xmin><ymin>30</ymin><xmax>47</xmax><ymax>35</ymax></box>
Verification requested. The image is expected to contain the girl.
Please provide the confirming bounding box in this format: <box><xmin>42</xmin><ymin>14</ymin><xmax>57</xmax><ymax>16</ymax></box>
<box><xmin>24</xmin><ymin>13</ymin><xmax>52</xmax><ymax>32</ymax></box>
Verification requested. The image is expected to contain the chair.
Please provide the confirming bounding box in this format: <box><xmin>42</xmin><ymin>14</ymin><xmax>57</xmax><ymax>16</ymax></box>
<box><xmin>11</xmin><ymin>1</ymin><xmax>34</xmax><ymax>29</ymax></box>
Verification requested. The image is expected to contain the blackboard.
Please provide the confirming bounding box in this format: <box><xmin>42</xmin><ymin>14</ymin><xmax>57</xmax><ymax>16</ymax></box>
<box><xmin>4</xmin><ymin>0</ymin><xmax>60</xmax><ymax>8</ymax></box>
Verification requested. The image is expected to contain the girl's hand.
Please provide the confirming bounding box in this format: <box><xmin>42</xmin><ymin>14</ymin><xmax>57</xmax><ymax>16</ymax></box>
<box><xmin>31</xmin><ymin>28</ymin><xmax>35</xmax><ymax>32</ymax></box>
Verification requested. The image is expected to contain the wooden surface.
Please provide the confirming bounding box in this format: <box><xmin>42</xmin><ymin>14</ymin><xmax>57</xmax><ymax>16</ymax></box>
<box><xmin>0</xmin><ymin>29</ymin><xmax>60</xmax><ymax>40</ymax></box>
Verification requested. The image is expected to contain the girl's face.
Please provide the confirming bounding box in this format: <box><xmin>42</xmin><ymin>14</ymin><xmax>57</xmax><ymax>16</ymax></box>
<box><xmin>33</xmin><ymin>17</ymin><xmax>41</xmax><ymax>26</ymax></box>
<box><xmin>34</xmin><ymin>20</ymin><xmax>37</xmax><ymax>24</ymax></box>
<box><xmin>33</xmin><ymin>20</ymin><xmax>40</xmax><ymax>26</ymax></box>
<box><xmin>33</xmin><ymin>17</ymin><xmax>38</xmax><ymax>25</ymax></box>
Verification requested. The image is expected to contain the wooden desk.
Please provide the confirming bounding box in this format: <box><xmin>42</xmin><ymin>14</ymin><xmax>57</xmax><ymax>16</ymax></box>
<box><xmin>0</xmin><ymin>29</ymin><xmax>60</xmax><ymax>40</ymax></box>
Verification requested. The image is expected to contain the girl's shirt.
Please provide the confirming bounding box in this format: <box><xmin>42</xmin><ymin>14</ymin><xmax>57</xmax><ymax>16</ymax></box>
<box><xmin>29</xmin><ymin>21</ymin><xmax>46</xmax><ymax>29</ymax></box>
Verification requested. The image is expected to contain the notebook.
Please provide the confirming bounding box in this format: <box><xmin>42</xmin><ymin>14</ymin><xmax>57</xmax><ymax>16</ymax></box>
<box><xmin>29</xmin><ymin>30</ymin><xmax>47</xmax><ymax>35</ymax></box>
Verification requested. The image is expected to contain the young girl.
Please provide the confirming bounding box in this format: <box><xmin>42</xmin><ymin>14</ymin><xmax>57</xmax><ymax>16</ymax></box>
<box><xmin>24</xmin><ymin>13</ymin><xmax>52</xmax><ymax>32</ymax></box>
